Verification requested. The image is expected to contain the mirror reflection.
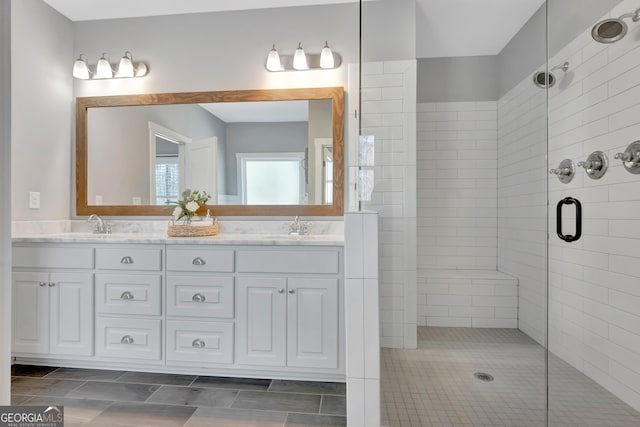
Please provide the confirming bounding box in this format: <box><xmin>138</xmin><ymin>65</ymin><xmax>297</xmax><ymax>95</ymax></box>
<box><xmin>87</xmin><ymin>99</ymin><xmax>333</xmax><ymax>206</ymax></box>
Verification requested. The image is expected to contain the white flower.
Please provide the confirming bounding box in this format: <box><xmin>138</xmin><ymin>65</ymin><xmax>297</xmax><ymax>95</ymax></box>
<box><xmin>172</xmin><ymin>206</ymin><xmax>182</xmax><ymax>218</ymax></box>
<box><xmin>185</xmin><ymin>201</ymin><xmax>200</xmax><ymax>213</ymax></box>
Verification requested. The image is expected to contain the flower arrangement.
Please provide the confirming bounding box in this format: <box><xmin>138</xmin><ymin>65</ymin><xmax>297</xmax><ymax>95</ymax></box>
<box><xmin>172</xmin><ymin>189</ymin><xmax>210</xmax><ymax>224</ymax></box>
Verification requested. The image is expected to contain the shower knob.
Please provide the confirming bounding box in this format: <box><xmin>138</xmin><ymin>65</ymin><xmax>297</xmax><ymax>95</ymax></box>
<box><xmin>549</xmin><ymin>159</ymin><xmax>575</xmax><ymax>184</ymax></box>
<box><xmin>578</xmin><ymin>151</ymin><xmax>608</xmax><ymax>179</ymax></box>
<box><xmin>614</xmin><ymin>141</ymin><xmax>640</xmax><ymax>174</ymax></box>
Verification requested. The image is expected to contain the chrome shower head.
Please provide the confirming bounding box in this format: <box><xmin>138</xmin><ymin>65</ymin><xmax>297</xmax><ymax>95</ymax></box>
<box><xmin>592</xmin><ymin>8</ymin><xmax>640</xmax><ymax>43</ymax></box>
<box><xmin>533</xmin><ymin>62</ymin><xmax>570</xmax><ymax>89</ymax></box>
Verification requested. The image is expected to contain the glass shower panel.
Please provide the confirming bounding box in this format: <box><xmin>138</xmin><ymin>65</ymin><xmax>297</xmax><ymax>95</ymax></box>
<box><xmin>547</xmin><ymin>0</ymin><xmax>640</xmax><ymax>425</ymax></box>
<box><xmin>363</xmin><ymin>0</ymin><xmax>549</xmax><ymax>425</ymax></box>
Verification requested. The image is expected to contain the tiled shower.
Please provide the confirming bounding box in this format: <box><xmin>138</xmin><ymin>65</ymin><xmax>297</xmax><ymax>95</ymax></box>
<box><xmin>361</xmin><ymin>0</ymin><xmax>640</xmax><ymax>424</ymax></box>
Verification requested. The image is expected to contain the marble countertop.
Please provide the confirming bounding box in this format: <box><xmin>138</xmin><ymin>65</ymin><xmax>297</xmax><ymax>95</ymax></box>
<box><xmin>12</xmin><ymin>232</ymin><xmax>344</xmax><ymax>246</ymax></box>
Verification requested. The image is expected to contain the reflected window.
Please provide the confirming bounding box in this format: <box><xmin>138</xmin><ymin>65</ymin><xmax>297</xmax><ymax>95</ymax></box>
<box><xmin>155</xmin><ymin>158</ymin><xmax>179</xmax><ymax>205</ymax></box>
<box><xmin>238</xmin><ymin>153</ymin><xmax>305</xmax><ymax>205</ymax></box>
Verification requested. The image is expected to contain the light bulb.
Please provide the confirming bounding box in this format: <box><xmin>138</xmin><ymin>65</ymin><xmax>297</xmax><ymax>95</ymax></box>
<box><xmin>95</xmin><ymin>53</ymin><xmax>113</xmax><ymax>79</ymax></box>
<box><xmin>320</xmin><ymin>41</ymin><xmax>334</xmax><ymax>69</ymax></box>
<box><xmin>292</xmin><ymin>43</ymin><xmax>308</xmax><ymax>70</ymax></box>
<box><xmin>266</xmin><ymin>44</ymin><xmax>281</xmax><ymax>71</ymax></box>
<box><xmin>116</xmin><ymin>51</ymin><xmax>134</xmax><ymax>78</ymax></box>
<box><xmin>72</xmin><ymin>54</ymin><xmax>90</xmax><ymax>79</ymax></box>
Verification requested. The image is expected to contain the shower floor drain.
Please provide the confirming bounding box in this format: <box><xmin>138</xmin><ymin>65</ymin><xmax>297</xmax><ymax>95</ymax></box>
<box><xmin>474</xmin><ymin>372</ymin><xmax>494</xmax><ymax>382</ymax></box>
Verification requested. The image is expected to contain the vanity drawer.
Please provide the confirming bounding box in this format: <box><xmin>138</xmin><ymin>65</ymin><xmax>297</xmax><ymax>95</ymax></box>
<box><xmin>95</xmin><ymin>248</ymin><xmax>162</xmax><ymax>271</ymax></box>
<box><xmin>13</xmin><ymin>246</ymin><xmax>93</xmax><ymax>269</ymax></box>
<box><xmin>167</xmin><ymin>275</ymin><xmax>234</xmax><ymax>318</ymax></box>
<box><xmin>95</xmin><ymin>274</ymin><xmax>162</xmax><ymax>316</ymax></box>
<box><xmin>166</xmin><ymin>248</ymin><xmax>234</xmax><ymax>272</ymax></box>
<box><xmin>236</xmin><ymin>250</ymin><xmax>340</xmax><ymax>274</ymax></box>
<box><xmin>95</xmin><ymin>317</ymin><xmax>161</xmax><ymax>361</ymax></box>
<box><xmin>166</xmin><ymin>320</ymin><xmax>234</xmax><ymax>365</ymax></box>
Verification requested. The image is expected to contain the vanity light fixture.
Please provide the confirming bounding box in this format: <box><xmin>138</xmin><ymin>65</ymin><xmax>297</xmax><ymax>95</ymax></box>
<box><xmin>292</xmin><ymin>43</ymin><xmax>308</xmax><ymax>70</ymax></box>
<box><xmin>266</xmin><ymin>44</ymin><xmax>282</xmax><ymax>71</ymax></box>
<box><xmin>72</xmin><ymin>51</ymin><xmax>148</xmax><ymax>80</ymax></box>
<box><xmin>320</xmin><ymin>41</ymin><xmax>334</xmax><ymax>69</ymax></box>
<box><xmin>265</xmin><ymin>42</ymin><xmax>341</xmax><ymax>72</ymax></box>
<box><xmin>72</xmin><ymin>54</ymin><xmax>91</xmax><ymax>79</ymax></box>
<box><xmin>95</xmin><ymin>53</ymin><xmax>113</xmax><ymax>79</ymax></box>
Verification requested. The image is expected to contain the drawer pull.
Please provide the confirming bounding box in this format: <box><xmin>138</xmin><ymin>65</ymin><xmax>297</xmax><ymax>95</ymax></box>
<box><xmin>192</xmin><ymin>339</ymin><xmax>206</xmax><ymax>349</ymax></box>
<box><xmin>120</xmin><ymin>335</ymin><xmax>134</xmax><ymax>345</ymax></box>
<box><xmin>278</xmin><ymin>288</ymin><xmax>285</xmax><ymax>294</ymax></box>
<box><xmin>120</xmin><ymin>291</ymin><xmax>134</xmax><ymax>300</ymax></box>
<box><xmin>48</xmin><ymin>282</ymin><xmax>56</xmax><ymax>287</ymax></box>
<box><xmin>192</xmin><ymin>293</ymin><xmax>206</xmax><ymax>303</ymax></box>
<box><xmin>192</xmin><ymin>257</ymin><xmax>206</xmax><ymax>266</ymax></box>
<box><xmin>39</xmin><ymin>282</ymin><xmax>47</xmax><ymax>287</ymax></box>
<box><xmin>120</xmin><ymin>256</ymin><xmax>134</xmax><ymax>264</ymax></box>
<box><xmin>288</xmin><ymin>288</ymin><xmax>295</xmax><ymax>294</ymax></box>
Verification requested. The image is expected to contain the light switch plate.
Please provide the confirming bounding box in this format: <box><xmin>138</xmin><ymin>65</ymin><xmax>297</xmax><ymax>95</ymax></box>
<box><xmin>29</xmin><ymin>191</ymin><xmax>40</xmax><ymax>209</ymax></box>
<box><xmin>132</xmin><ymin>196</ymin><xmax>142</xmax><ymax>205</ymax></box>
<box><xmin>95</xmin><ymin>195</ymin><xmax>103</xmax><ymax>205</ymax></box>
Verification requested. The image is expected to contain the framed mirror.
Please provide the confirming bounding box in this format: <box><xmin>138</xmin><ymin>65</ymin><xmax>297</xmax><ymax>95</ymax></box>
<box><xmin>76</xmin><ymin>87</ymin><xmax>344</xmax><ymax>216</ymax></box>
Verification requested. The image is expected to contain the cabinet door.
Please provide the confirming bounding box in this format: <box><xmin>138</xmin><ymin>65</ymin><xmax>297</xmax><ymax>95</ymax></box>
<box><xmin>49</xmin><ymin>272</ymin><xmax>94</xmax><ymax>356</ymax></box>
<box><xmin>287</xmin><ymin>278</ymin><xmax>339</xmax><ymax>369</ymax></box>
<box><xmin>12</xmin><ymin>272</ymin><xmax>50</xmax><ymax>354</ymax></box>
<box><xmin>236</xmin><ymin>277</ymin><xmax>287</xmax><ymax>367</ymax></box>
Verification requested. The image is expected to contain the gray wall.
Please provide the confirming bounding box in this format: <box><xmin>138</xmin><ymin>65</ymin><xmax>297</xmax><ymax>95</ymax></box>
<box><xmin>225</xmin><ymin>122</ymin><xmax>308</xmax><ymax>195</ymax></box>
<box><xmin>88</xmin><ymin>104</ymin><xmax>226</xmax><ymax>205</ymax></box>
<box><xmin>362</xmin><ymin>0</ymin><xmax>416</xmax><ymax>62</ymax></box>
<box><xmin>11</xmin><ymin>0</ymin><xmax>73</xmax><ymax>220</ymax></box>
<box><xmin>0</xmin><ymin>0</ymin><xmax>11</xmax><ymax>406</ymax></box>
<box><xmin>499</xmin><ymin>0</ymin><xmax>624</xmax><ymax>97</ymax></box>
<box><xmin>417</xmin><ymin>56</ymin><xmax>499</xmax><ymax>102</ymax></box>
<box><xmin>70</xmin><ymin>4</ymin><xmax>359</xmax><ymax>214</ymax></box>
<box><xmin>72</xmin><ymin>5</ymin><xmax>359</xmax><ymax>98</ymax></box>
<box><xmin>417</xmin><ymin>0</ymin><xmax>625</xmax><ymax>102</ymax></box>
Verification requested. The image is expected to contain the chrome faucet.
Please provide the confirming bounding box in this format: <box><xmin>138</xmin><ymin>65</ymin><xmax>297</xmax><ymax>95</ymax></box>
<box><xmin>288</xmin><ymin>216</ymin><xmax>309</xmax><ymax>236</ymax></box>
<box><xmin>87</xmin><ymin>214</ymin><xmax>111</xmax><ymax>234</ymax></box>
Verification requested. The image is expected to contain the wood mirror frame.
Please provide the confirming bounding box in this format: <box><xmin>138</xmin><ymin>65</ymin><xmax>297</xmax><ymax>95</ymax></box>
<box><xmin>76</xmin><ymin>87</ymin><xmax>344</xmax><ymax>217</ymax></box>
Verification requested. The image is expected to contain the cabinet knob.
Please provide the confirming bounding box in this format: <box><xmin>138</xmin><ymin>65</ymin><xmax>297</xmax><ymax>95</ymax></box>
<box><xmin>192</xmin><ymin>339</ymin><xmax>206</xmax><ymax>349</ymax></box>
<box><xmin>288</xmin><ymin>289</ymin><xmax>295</xmax><ymax>294</ymax></box>
<box><xmin>120</xmin><ymin>335</ymin><xmax>134</xmax><ymax>345</ymax></box>
<box><xmin>120</xmin><ymin>291</ymin><xmax>134</xmax><ymax>300</ymax></box>
<box><xmin>120</xmin><ymin>256</ymin><xmax>134</xmax><ymax>264</ymax></box>
<box><xmin>192</xmin><ymin>257</ymin><xmax>206</xmax><ymax>266</ymax></box>
<box><xmin>192</xmin><ymin>293</ymin><xmax>206</xmax><ymax>302</ymax></box>
<box><xmin>39</xmin><ymin>281</ymin><xmax>47</xmax><ymax>287</ymax></box>
<box><xmin>48</xmin><ymin>282</ymin><xmax>55</xmax><ymax>287</ymax></box>
<box><xmin>278</xmin><ymin>288</ymin><xmax>285</xmax><ymax>294</ymax></box>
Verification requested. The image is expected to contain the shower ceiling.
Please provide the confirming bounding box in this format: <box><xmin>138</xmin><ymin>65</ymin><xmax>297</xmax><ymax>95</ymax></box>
<box><xmin>42</xmin><ymin>0</ymin><xmax>371</xmax><ymax>21</ymax></box>
<box><xmin>44</xmin><ymin>0</ymin><xmax>545</xmax><ymax>57</ymax></box>
<box><xmin>417</xmin><ymin>0</ymin><xmax>546</xmax><ymax>58</ymax></box>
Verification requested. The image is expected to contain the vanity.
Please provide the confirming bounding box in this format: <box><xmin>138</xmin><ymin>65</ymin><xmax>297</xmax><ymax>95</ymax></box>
<box><xmin>11</xmin><ymin>233</ymin><xmax>345</xmax><ymax>382</ymax></box>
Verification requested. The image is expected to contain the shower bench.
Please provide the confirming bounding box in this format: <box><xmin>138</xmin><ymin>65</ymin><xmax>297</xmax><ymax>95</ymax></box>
<box><xmin>417</xmin><ymin>269</ymin><xmax>518</xmax><ymax>328</ymax></box>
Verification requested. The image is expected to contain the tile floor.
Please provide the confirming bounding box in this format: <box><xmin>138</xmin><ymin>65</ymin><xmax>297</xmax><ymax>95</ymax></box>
<box><xmin>381</xmin><ymin>327</ymin><xmax>640</xmax><ymax>427</ymax></box>
<box><xmin>10</xmin><ymin>365</ymin><xmax>346</xmax><ymax>427</ymax></box>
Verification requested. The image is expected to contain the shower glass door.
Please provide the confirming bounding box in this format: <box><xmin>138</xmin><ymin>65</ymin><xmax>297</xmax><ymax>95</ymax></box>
<box><xmin>547</xmin><ymin>0</ymin><xmax>640</xmax><ymax>425</ymax></box>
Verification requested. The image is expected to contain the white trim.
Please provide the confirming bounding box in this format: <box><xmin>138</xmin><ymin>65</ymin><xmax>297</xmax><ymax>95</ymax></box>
<box><xmin>236</xmin><ymin>152</ymin><xmax>305</xmax><ymax>205</ymax></box>
<box><xmin>313</xmin><ymin>138</ymin><xmax>333</xmax><ymax>205</ymax></box>
<box><xmin>148</xmin><ymin>122</ymin><xmax>191</xmax><ymax>204</ymax></box>
<box><xmin>0</xmin><ymin>0</ymin><xmax>11</xmax><ymax>404</ymax></box>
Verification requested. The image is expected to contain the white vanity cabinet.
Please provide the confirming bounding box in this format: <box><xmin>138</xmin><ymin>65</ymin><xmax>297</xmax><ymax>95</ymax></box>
<box><xmin>11</xmin><ymin>239</ymin><xmax>344</xmax><ymax>381</ymax></box>
<box><xmin>93</xmin><ymin>245</ymin><xmax>164</xmax><ymax>362</ymax></box>
<box><xmin>236</xmin><ymin>277</ymin><xmax>339</xmax><ymax>369</ymax></box>
<box><xmin>235</xmin><ymin>248</ymin><xmax>342</xmax><ymax>371</ymax></box>
<box><xmin>12</xmin><ymin>245</ymin><xmax>94</xmax><ymax>357</ymax></box>
<box><xmin>165</xmin><ymin>247</ymin><xmax>236</xmax><ymax>366</ymax></box>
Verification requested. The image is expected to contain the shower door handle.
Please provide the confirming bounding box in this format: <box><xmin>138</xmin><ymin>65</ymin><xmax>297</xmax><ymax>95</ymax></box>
<box><xmin>556</xmin><ymin>197</ymin><xmax>582</xmax><ymax>242</ymax></box>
